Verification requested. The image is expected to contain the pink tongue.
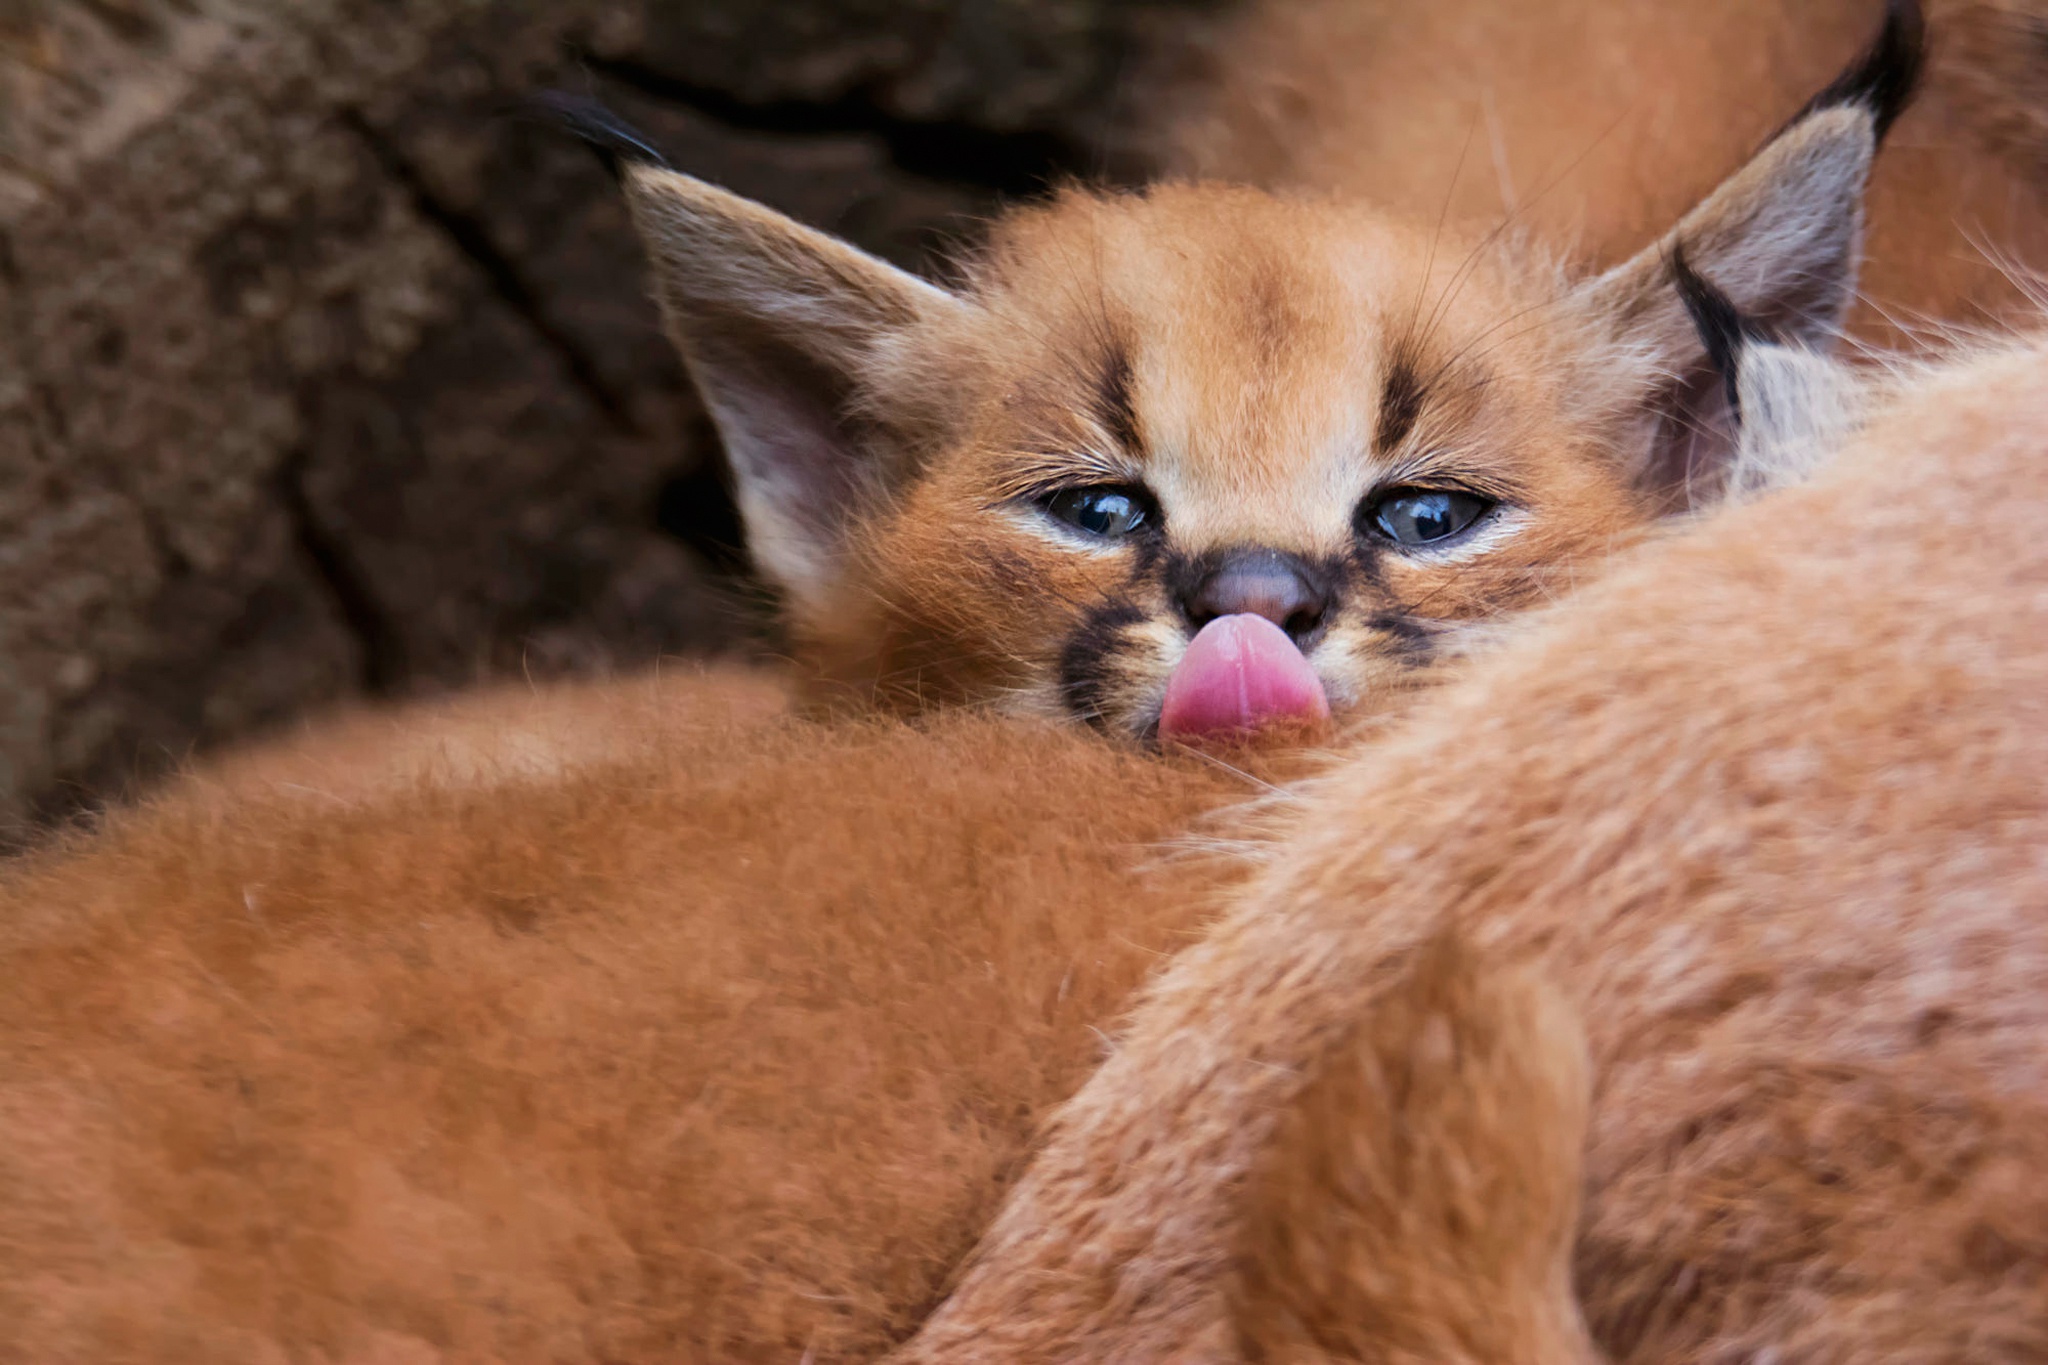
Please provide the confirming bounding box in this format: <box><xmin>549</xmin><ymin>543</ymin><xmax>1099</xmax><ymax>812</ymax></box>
<box><xmin>1159</xmin><ymin>614</ymin><xmax>1330</xmax><ymax>743</ymax></box>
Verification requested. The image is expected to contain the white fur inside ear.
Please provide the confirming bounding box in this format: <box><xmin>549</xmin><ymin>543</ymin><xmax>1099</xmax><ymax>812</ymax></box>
<box><xmin>1723</xmin><ymin>343</ymin><xmax>1868</xmax><ymax>504</ymax></box>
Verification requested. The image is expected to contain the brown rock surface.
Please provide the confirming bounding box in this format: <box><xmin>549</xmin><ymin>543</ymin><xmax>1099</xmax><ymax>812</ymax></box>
<box><xmin>0</xmin><ymin>0</ymin><xmax>1193</xmax><ymax>832</ymax></box>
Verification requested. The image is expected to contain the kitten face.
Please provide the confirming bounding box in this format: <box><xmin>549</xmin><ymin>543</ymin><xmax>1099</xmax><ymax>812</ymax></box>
<box><xmin>618</xmin><ymin>89</ymin><xmax>1891</xmax><ymax>737</ymax></box>
<box><xmin>827</xmin><ymin>188</ymin><xmax>1648</xmax><ymax>736</ymax></box>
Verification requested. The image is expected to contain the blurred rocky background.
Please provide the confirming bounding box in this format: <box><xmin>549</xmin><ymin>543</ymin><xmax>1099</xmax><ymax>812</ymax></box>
<box><xmin>0</xmin><ymin>0</ymin><xmax>1215</xmax><ymax>834</ymax></box>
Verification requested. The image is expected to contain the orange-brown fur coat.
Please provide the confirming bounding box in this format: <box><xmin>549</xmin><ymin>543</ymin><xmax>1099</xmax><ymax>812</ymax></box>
<box><xmin>894</xmin><ymin>336</ymin><xmax>2048</xmax><ymax>1362</ymax></box>
<box><xmin>13</xmin><ymin>336</ymin><xmax>2048</xmax><ymax>1363</ymax></box>
<box><xmin>13</xmin><ymin>3</ymin><xmax>2048</xmax><ymax>1360</ymax></box>
<box><xmin>2</xmin><ymin>678</ymin><xmax>1268</xmax><ymax>1361</ymax></box>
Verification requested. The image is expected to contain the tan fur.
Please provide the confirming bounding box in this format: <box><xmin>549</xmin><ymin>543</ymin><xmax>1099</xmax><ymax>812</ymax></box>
<box><xmin>893</xmin><ymin>335</ymin><xmax>2048</xmax><ymax>1361</ymax></box>
<box><xmin>1232</xmin><ymin>936</ymin><xmax>1597</xmax><ymax>1365</ymax></box>
<box><xmin>197</xmin><ymin>666</ymin><xmax>790</xmax><ymax>802</ymax></box>
<box><xmin>1140</xmin><ymin>0</ymin><xmax>2048</xmax><ymax>334</ymax></box>
<box><xmin>10</xmin><ymin>9</ymin><xmax>2041</xmax><ymax>1360</ymax></box>
<box><xmin>0</xmin><ymin>687</ymin><xmax>1273</xmax><ymax>1362</ymax></box>
<box><xmin>11</xmin><ymin>333</ymin><xmax>2045</xmax><ymax>1361</ymax></box>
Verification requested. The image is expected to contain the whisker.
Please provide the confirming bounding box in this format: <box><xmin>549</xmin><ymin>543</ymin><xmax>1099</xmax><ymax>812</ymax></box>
<box><xmin>1405</xmin><ymin>114</ymin><xmax>1482</xmax><ymax>356</ymax></box>
<box><xmin>1411</xmin><ymin>104</ymin><xmax>1636</xmax><ymax>365</ymax></box>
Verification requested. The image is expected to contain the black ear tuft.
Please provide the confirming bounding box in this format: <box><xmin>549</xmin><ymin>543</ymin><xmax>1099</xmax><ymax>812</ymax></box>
<box><xmin>1786</xmin><ymin>0</ymin><xmax>1927</xmax><ymax>143</ymax></box>
<box><xmin>1671</xmin><ymin>247</ymin><xmax>1770</xmax><ymax>422</ymax></box>
<box><xmin>529</xmin><ymin>92</ymin><xmax>670</xmax><ymax>181</ymax></box>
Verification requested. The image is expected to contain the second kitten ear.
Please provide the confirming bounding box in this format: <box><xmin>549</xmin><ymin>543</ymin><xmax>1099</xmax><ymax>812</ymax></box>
<box><xmin>1575</xmin><ymin>0</ymin><xmax>1922</xmax><ymax>506</ymax></box>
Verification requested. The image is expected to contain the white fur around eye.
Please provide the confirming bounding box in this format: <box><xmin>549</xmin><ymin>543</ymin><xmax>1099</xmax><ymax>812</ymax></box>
<box><xmin>1001</xmin><ymin>505</ymin><xmax>1146</xmax><ymax>556</ymax></box>
<box><xmin>1397</xmin><ymin>503</ymin><xmax>1529</xmax><ymax>563</ymax></box>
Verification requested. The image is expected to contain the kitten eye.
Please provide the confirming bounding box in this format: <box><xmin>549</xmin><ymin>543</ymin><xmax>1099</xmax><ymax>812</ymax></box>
<box><xmin>1043</xmin><ymin>484</ymin><xmax>1155</xmax><ymax>540</ymax></box>
<box><xmin>1363</xmin><ymin>488</ymin><xmax>1492</xmax><ymax>547</ymax></box>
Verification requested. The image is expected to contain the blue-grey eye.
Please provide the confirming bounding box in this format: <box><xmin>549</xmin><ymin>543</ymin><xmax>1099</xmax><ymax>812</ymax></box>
<box><xmin>1364</xmin><ymin>488</ymin><xmax>1491</xmax><ymax>546</ymax></box>
<box><xmin>1045</xmin><ymin>485</ymin><xmax>1153</xmax><ymax>539</ymax></box>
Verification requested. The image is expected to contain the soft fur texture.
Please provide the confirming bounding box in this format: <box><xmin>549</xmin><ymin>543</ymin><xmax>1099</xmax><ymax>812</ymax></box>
<box><xmin>2</xmin><ymin>681</ymin><xmax>1277</xmax><ymax>1361</ymax></box>
<box><xmin>1139</xmin><ymin>0</ymin><xmax>2048</xmax><ymax>335</ymax></box>
<box><xmin>892</xmin><ymin>334</ymin><xmax>2048</xmax><ymax>1362</ymax></box>
<box><xmin>11</xmin><ymin>332</ymin><xmax>2043</xmax><ymax>1364</ymax></box>
<box><xmin>15</xmin><ymin>4</ymin><xmax>2048</xmax><ymax>1360</ymax></box>
<box><xmin>1232</xmin><ymin>937</ymin><xmax>1598</xmax><ymax>1365</ymax></box>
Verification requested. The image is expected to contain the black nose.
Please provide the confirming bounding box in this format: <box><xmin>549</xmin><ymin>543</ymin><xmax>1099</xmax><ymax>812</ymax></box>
<box><xmin>1178</xmin><ymin>549</ymin><xmax>1333</xmax><ymax>645</ymax></box>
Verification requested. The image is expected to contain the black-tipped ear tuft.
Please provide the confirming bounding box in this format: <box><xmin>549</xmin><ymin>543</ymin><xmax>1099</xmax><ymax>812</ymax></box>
<box><xmin>1788</xmin><ymin>0</ymin><xmax>1926</xmax><ymax>143</ymax></box>
<box><xmin>1671</xmin><ymin>247</ymin><xmax>1769</xmax><ymax>422</ymax></box>
<box><xmin>530</xmin><ymin>92</ymin><xmax>670</xmax><ymax>181</ymax></box>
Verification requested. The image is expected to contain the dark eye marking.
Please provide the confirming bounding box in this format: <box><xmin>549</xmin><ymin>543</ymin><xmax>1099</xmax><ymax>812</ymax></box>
<box><xmin>1376</xmin><ymin>350</ymin><xmax>1429</xmax><ymax>453</ymax></box>
<box><xmin>1042</xmin><ymin>484</ymin><xmax>1157</xmax><ymax>540</ymax></box>
<box><xmin>1359</xmin><ymin>487</ymin><xmax>1493</xmax><ymax>547</ymax></box>
<box><xmin>1094</xmin><ymin>345</ymin><xmax>1144</xmax><ymax>454</ymax></box>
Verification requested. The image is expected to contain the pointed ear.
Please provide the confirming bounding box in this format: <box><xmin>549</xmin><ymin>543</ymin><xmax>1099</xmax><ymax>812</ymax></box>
<box><xmin>1576</xmin><ymin>0</ymin><xmax>1922</xmax><ymax>507</ymax></box>
<box><xmin>620</xmin><ymin>161</ymin><xmax>970</xmax><ymax>613</ymax></box>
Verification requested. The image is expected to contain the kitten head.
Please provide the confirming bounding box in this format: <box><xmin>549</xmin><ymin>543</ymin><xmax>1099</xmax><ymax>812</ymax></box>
<box><xmin>596</xmin><ymin>0</ymin><xmax>1919</xmax><ymax>740</ymax></box>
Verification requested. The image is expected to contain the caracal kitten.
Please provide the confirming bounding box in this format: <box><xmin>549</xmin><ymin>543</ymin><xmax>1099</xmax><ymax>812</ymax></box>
<box><xmin>0</xmin><ymin>6</ymin><xmax>2005</xmax><ymax>1363</ymax></box>
<box><xmin>577</xmin><ymin>1</ymin><xmax>1922</xmax><ymax>743</ymax></box>
<box><xmin>893</xmin><ymin>293</ymin><xmax>2048</xmax><ymax>1363</ymax></box>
